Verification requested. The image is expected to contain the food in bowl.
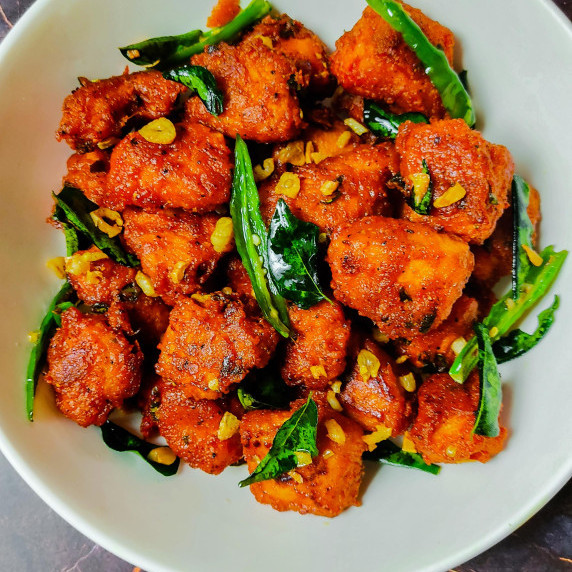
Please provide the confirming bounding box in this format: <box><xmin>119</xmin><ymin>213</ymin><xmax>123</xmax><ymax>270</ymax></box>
<box><xmin>27</xmin><ymin>0</ymin><xmax>567</xmax><ymax>517</ymax></box>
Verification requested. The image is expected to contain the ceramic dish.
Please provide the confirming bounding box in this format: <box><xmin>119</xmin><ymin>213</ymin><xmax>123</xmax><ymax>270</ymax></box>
<box><xmin>0</xmin><ymin>1</ymin><xmax>571</xmax><ymax>571</ymax></box>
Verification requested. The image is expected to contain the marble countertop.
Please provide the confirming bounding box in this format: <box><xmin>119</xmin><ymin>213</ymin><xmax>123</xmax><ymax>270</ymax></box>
<box><xmin>0</xmin><ymin>1</ymin><xmax>571</xmax><ymax>570</ymax></box>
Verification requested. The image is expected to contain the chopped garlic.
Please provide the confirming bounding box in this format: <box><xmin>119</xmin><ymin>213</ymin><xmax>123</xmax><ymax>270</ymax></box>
<box><xmin>362</xmin><ymin>424</ymin><xmax>392</xmax><ymax>452</ymax></box>
<box><xmin>169</xmin><ymin>261</ymin><xmax>189</xmax><ymax>284</ymax></box>
<box><xmin>357</xmin><ymin>349</ymin><xmax>381</xmax><ymax>382</ymax></box>
<box><xmin>522</xmin><ymin>244</ymin><xmax>543</xmax><ymax>266</ymax></box>
<box><xmin>395</xmin><ymin>355</ymin><xmax>408</xmax><ymax>364</ymax></box>
<box><xmin>138</xmin><ymin>117</ymin><xmax>176</xmax><ymax>144</ymax></box>
<box><xmin>408</xmin><ymin>172</ymin><xmax>431</xmax><ymax>204</ymax></box>
<box><xmin>330</xmin><ymin>380</ymin><xmax>342</xmax><ymax>394</ymax></box>
<box><xmin>325</xmin><ymin>419</ymin><xmax>345</xmax><ymax>444</ymax></box>
<box><xmin>275</xmin><ymin>172</ymin><xmax>301</xmax><ymax>198</ymax></box>
<box><xmin>90</xmin><ymin>207</ymin><xmax>123</xmax><ymax>238</ymax></box>
<box><xmin>343</xmin><ymin>117</ymin><xmax>369</xmax><ymax>136</ymax></box>
<box><xmin>210</xmin><ymin>216</ymin><xmax>234</xmax><ymax>253</ymax></box>
<box><xmin>276</xmin><ymin>141</ymin><xmax>305</xmax><ymax>166</ymax></box>
<box><xmin>65</xmin><ymin>249</ymin><xmax>108</xmax><ymax>276</ymax></box>
<box><xmin>451</xmin><ymin>336</ymin><xmax>467</xmax><ymax>356</ymax></box>
<box><xmin>336</xmin><ymin>130</ymin><xmax>352</xmax><ymax>148</ymax></box>
<box><xmin>372</xmin><ymin>327</ymin><xmax>389</xmax><ymax>344</ymax></box>
<box><xmin>399</xmin><ymin>372</ymin><xmax>416</xmax><ymax>392</ymax></box>
<box><xmin>327</xmin><ymin>390</ymin><xmax>343</xmax><ymax>412</ymax></box>
<box><xmin>433</xmin><ymin>182</ymin><xmax>466</xmax><ymax>208</ymax></box>
<box><xmin>320</xmin><ymin>180</ymin><xmax>339</xmax><ymax>196</ymax></box>
<box><xmin>253</xmin><ymin>158</ymin><xmax>275</xmax><ymax>182</ymax></box>
<box><xmin>46</xmin><ymin>257</ymin><xmax>66</xmax><ymax>279</ymax></box>
<box><xmin>217</xmin><ymin>412</ymin><xmax>240</xmax><ymax>441</ymax></box>
<box><xmin>310</xmin><ymin>364</ymin><xmax>327</xmax><ymax>379</ymax></box>
<box><xmin>295</xmin><ymin>451</ymin><xmax>313</xmax><ymax>467</ymax></box>
<box><xmin>402</xmin><ymin>432</ymin><xmax>417</xmax><ymax>453</ymax></box>
<box><xmin>147</xmin><ymin>447</ymin><xmax>177</xmax><ymax>465</ymax></box>
<box><xmin>322</xmin><ymin>449</ymin><xmax>334</xmax><ymax>459</ymax></box>
<box><xmin>207</xmin><ymin>377</ymin><xmax>220</xmax><ymax>392</ymax></box>
<box><xmin>288</xmin><ymin>470</ymin><xmax>304</xmax><ymax>484</ymax></box>
<box><xmin>305</xmin><ymin>141</ymin><xmax>314</xmax><ymax>164</ymax></box>
<box><xmin>135</xmin><ymin>271</ymin><xmax>157</xmax><ymax>297</ymax></box>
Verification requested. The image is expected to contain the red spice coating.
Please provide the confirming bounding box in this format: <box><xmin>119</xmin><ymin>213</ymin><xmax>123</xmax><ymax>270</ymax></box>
<box><xmin>240</xmin><ymin>399</ymin><xmax>366</xmax><ymax>517</ymax></box>
<box><xmin>45</xmin><ymin>307</ymin><xmax>142</xmax><ymax>427</ymax></box>
<box><xmin>57</xmin><ymin>71</ymin><xmax>185</xmax><ymax>152</ymax></box>
<box><xmin>327</xmin><ymin>216</ymin><xmax>474</xmax><ymax>339</ymax></box>
<box><xmin>122</xmin><ymin>207</ymin><xmax>226</xmax><ymax>304</ymax></box>
<box><xmin>394</xmin><ymin>295</ymin><xmax>479</xmax><ymax>370</ymax></box>
<box><xmin>281</xmin><ymin>301</ymin><xmax>351</xmax><ymax>390</ymax></box>
<box><xmin>330</xmin><ymin>4</ymin><xmax>455</xmax><ymax>118</ymax></box>
<box><xmin>395</xmin><ymin>119</ymin><xmax>514</xmax><ymax>244</ymax></box>
<box><xmin>259</xmin><ymin>143</ymin><xmax>398</xmax><ymax>234</ymax></box>
<box><xmin>185</xmin><ymin>38</ymin><xmax>304</xmax><ymax>143</ymax></box>
<box><xmin>63</xmin><ymin>150</ymin><xmax>110</xmax><ymax>206</ymax></box>
<box><xmin>244</xmin><ymin>14</ymin><xmax>333</xmax><ymax>96</ymax></box>
<box><xmin>106</xmin><ymin>121</ymin><xmax>232</xmax><ymax>212</ymax></box>
<box><xmin>157</xmin><ymin>384</ymin><xmax>242</xmax><ymax>475</ymax></box>
<box><xmin>409</xmin><ymin>373</ymin><xmax>507</xmax><ymax>464</ymax></box>
<box><xmin>340</xmin><ymin>338</ymin><xmax>413</xmax><ymax>435</ymax></box>
<box><xmin>156</xmin><ymin>292</ymin><xmax>278</xmax><ymax>400</ymax></box>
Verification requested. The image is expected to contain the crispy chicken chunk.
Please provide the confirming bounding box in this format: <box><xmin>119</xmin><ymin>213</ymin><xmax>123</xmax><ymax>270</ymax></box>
<box><xmin>394</xmin><ymin>295</ymin><xmax>479</xmax><ymax>370</ymax></box>
<box><xmin>327</xmin><ymin>216</ymin><xmax>474</xmax><ymax>339</ymax></box>
<box><xmin>57</xmin><ymin>71</ymin><xmax>185</xmax><ymax>152</ymax></box>
<box><xmin>122</xmin><ymin>207</ymin><xmax>229</xmax><ymax>303</ymax></box>
<box><xmin>45</xmin><ymin>307</ymin><xmax>142</xmax><ymax>427</ymax></box>
<box><xmin>156</xmin><ymin>292</ymin><xmax>279</xmax><ymax>400</ymax></box>
<box><xmin>157</xmin><ymin>383</ymin><xmax>242</xmax><ymax>475</ymax></box>
<box><xmin>409</xmin><ymin>373</ymin><xmax>507</xmax><ymax>464</ymax></box>
<box><xmin>340</xmin><ymin>338</ymin><xmax>413</xmax><ymax>434</ymax></box>
<box><xmin>396</xmin><ymin>119</ymin><xmax>515</xmax><ymax>244</ymax></box>
<box><xmin>240</xmin><ymin>399</ymin><xmax>366</xmax><ymax>517</ymax></box>
<box><xmin>63</xmin><ymin>150</ymin><xmax>110</xmax><ymax>206</ymax></box>
<box><xmin>281</xmin><ymin>301</ymin><xmax>351</xmax><ymax>390</ymax></box>
<box><xmin>330</xmin><ymin>4</ymin><xmax>455</xmax><ymax>118</ymax></box>
<box><xmin>244</xmin><ymin>14</ymin><xmax>333</xmax><ymax>96</ymax></box>
<box><xmin>106</xmin><ymin>120</ymin><xmax>232</xmax><ymax>212</ymax></box>
<box><xmin>185</xmin><ymin>38</ymin><xmax>304</xmax><ymax>143</ymax></box>
<box><xmin>259</xmin><ymin>143</ymin><xmax>398</xmax><ymax>234</ymax></box>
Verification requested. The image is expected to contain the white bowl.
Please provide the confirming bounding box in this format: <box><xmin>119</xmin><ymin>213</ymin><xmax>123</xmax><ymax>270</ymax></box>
<box><xmin>0</xmin><ymin>1</ymin><xmax>571</xmax><ymax>571</ymax></box>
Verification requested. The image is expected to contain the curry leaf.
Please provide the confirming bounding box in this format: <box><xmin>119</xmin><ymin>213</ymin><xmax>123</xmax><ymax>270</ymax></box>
<box><xmin>267</xmin><ymin>199</ymin><xmax>330</xmax><ymax>309</ymax></box>
<box><xmin>230</xmin><ymin>136</ymin><xmax>290</xmax><ymax>337</ymax></box>
<box><xmin>237</xmin><ymin>372</ymin><xmax>292</xmax><ymax>412</ymax></box>
<box><xmin>512</xmin><ymin>175</ymin><xmax>535</xmax><ymax>299</ymax></box>
<box><xmin>100</xmin><ymin>420</ymin><xmax>180</xmax><ymax>477</ymax></box>
<box><xmin>53</xmin><ymin>186</ymin><xmax>139</xmax><ymax>267</ymax></box>
<box><xmin>163</xmin><ymin>65</ymin><xmax>223</xmax><ymax>116</ymax></box>
<box><xmin>492</xmin><ymin>296</ymin><xmax>559</xmax><ymax>363</ymax></box>
<box><xmin>239</xmin><ymin>397</ymin><xmax>318</xmax><ymax>487</ymax></box>
<box><xmin>119</xmin><ymin>0</ymin><xmax>272</xmax><ymax>70</ymax></box>
<box><xmin>26</xmin><ymin>282</ymin><xmax>76</xmax><ymax>421</ymax></box>
<box><xmin>363</xmin><ymin>99</ymin><xmax>428</xmax><ymax>139</ymax></box>
<box><xmin>473</xmin><ymin>323</ymin><xmax>502</xmax><ymax>437</ymax></box>
<box><xmin>363</xmin><ymin>440</ymin><xmax>440</xmax><ymax>475</ymax></box>
<box><xmin>449</xmin><ymin>245</ymin><xmax>567</xmax><ymax>382</ymax></box>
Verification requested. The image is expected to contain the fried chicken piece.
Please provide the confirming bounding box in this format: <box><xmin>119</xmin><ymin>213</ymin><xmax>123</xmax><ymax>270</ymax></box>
<box><xmin>394</xmin><ymin>295</ymin><xmax>478</xmax><ymax>370</ymax></box>
<box><xmin>65</xmin><ymin>247</ymin><xmax>137</xmax><ymax>306</ymax></box>
<box><xmin>240</xmin><ymin>399</ymin><xmax>366</xmax><ymax>517</ymax></box>
<box><xmin>327</xmin><ymin>216</ymin><xmax>474</xmax><ymax>339</ymax></box>
<box><xmin>122</xmin><ymin>207</ymin><xmax>229</xmax><ymax>304</ymax></box>
<box><xmin>185</xmin><ymin>38</ymin><xmax>304</xmax><ymax>143</ymax></box>
<box><xmin>226</xmin><ymin>256</ymin><xmax>255</xmax><ymax>300</ymax></box>
<box><xmin>271</xmin><ymin>119</ymin><xmax>360</xmax><ymax>172</ymax></box>
<box><xmin>330</xmin><ymin>4</ymin><xmax>455</xmax><ymax>118</ymax></box>
<box><xmin>106</xmin><ymin>120</ymin><xmax>232</xmax><ymax>212</ymax></box>
<box><xmin>57</xmin><ymin>71</ymin><xmax>185</xmax><ymax>152</ymax></box>
<box><xmin>471</xmin><ymin>185</ymin><xmax>541</xmax><ymax>287</ymax></box>
<box><xmin>340</xmin><ymin>338</ymin><xmax>413</xmax><ymax>435</ymax></box>
<box><xmin>259</xmin><ymin>143</ymin><xmax>398</xmax><ymax>234</ymax></box>
<box><xmin>395</xmin><ymin>119</ymin><xmax>515</xmax><ymax>244</ymax></box>
<box><xmin>281</xmin><ymin>301</ymin><xmax>351</xmax><ymax>390</ymax></box>
<box><xmin>156</xmin><ymin>292</ymin><xmax>279</xmax><ymax>400</ymax></box>
<box><xmin>157</xmin><ymin>383</ymin><xmax>242</xmax><ymax>475</ymax></box>
<box><xmin>63</xmin><ymin>150</ymin><xmax>110</xmax><ymax>206</ymax></box>
<box><xmin>45</xmin><ymin>307</ymin><xmax>143</xmax><ymax>427</ymax></box>
<box><xmin>244</xmin><ymin>14</ymin><xmax>333</xmax><ymax>96</ymax></box>
<box><xmin>409</xmin><ymin>373</ymin><xmax>507</xmax><ymax>464</ymax></box>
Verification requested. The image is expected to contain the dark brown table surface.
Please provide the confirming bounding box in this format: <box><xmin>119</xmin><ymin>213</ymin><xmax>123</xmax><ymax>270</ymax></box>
<box><xmin>1</xmin><ymin>1</ymin><xmax>571</xmax><ymax>570</ymax></box>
